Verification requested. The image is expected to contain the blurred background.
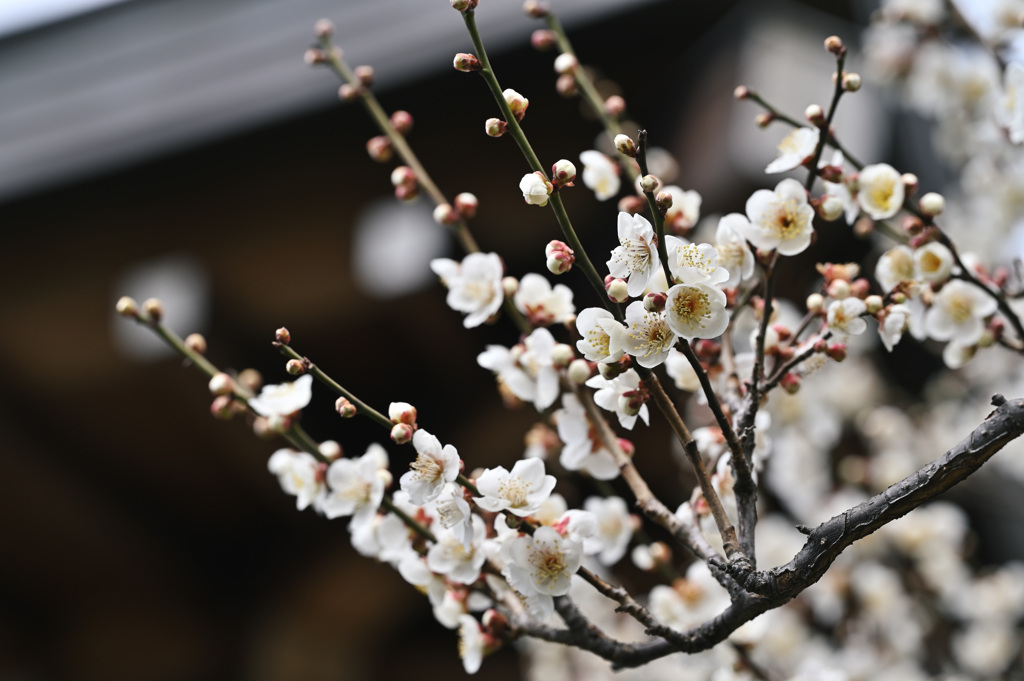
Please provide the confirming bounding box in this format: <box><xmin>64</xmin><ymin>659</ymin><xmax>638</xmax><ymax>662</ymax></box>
<box><xmin>2</xmin><ymin>0</ymin><xmax>1011</xmax><ymax>679</ymax></box>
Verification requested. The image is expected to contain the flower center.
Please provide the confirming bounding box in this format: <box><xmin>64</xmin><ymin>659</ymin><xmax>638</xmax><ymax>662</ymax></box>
<box><xmin>499</xmin><ymin>477</ymin><xmax>530</xmax><ymax>508</ymax></box>
<box><xmin>619</xmin><ymin>237</ymin><xmax>652</xmax><ymax>273</ymax></box>
<box><xmin>870</xmin><ymin>180</ymin><xmax>896</xmax><ymax>212</ymax></box>
<box><xmin>587</xmin><ymin>328</ymin><xmax>611</xmax><ymax>356</ymax></box>
<box><xmin>919</xmin><ymin>251</ymin><xmax>943</xmax><ymax>276</ymax></box>
<box><xmin>674</xmin><ymin>243</ymin><xmax>713</xmax><ymax>276</ymax></box>
<box><xmin>672</xmin><ymin>286</ymin><xmax>711</xmax><ymax>328</ymax></box>
<box><xmin>629</xmin><ymin>313</ymin><xmax>675</xmax><ymax>358</ymax></box>
<box><xmin>411</xmin><ymin>453</ymin><xmax>443</xmax><ymax>482</ymax></box>
<box><xmin>945</xmin><ymin>290</ymin><xmax>974</xmax><ymax>324</ymax></box>
<box><xmin>529</xmin><ymin>545</ymin><xmax>567</xmax><ymax>589</ymax></box>
<box><xmin>770</xmin><ymin>199</ymin><xmax>808</xmax><ymax>239</ymax></box>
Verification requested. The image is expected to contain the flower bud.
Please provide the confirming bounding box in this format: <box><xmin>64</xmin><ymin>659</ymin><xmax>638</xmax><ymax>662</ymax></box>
<box><xmin>482</xmin><ymin>609</ymin><xmax>509</xmax><ymax>639</ymax></box>
<box><xmin>842</xmin><ymin>72</ymin><xmax>861</xmax><ymax>92</ymax></box>
<box><xmin>901</xmin><ymin>172</ymin><xmax>919</xmax><ymax>196</ymax></box>
<box><xmin>655</xmin><ymin>190</ymin><xmax>673</xmax><ymax>213</ymax></box>
<box><xmin>142</xmin><ymin>297</ymin><xmax>164</xmax><ymax>322</ymax></box>
<box><xmin>606</xmin><ymin>278</ymin><xmax>629</xmax><ymax>303</ymax></box>
<box><xmin>520</xmin><ymin>171</ymin><xmax>552</xmax><ymax>206</ymax></box>
<box><xmin>319</xmin><ymin>440</ymin><xmax>343</xmax><ymax>461</ymax></box>
<box><xmin>618</xmin><ymin>195</ymin><xmax>645</xmax><ymax>215</ymax></box>
<box><xmin>825</xmin><ymin>342</ymin><xmax>847</xmax><ymax>362</ymax></box>
<box><xmin>304</xmin><ymin>49</ymin><xmax>326</xmax><ymax>66</ymax></box>
<box><xmin>454</xmin><ymin>53</ymin><xmax>482</xmax><ymax>72</ymax></box>
<box><xmin>450</xmin><ymin>0</ymin><xmax>477</xmax><ymax>10</ymax></box>
<box><xmin>211</xmin><ymin>395</ymin><xmax>235</xmax><ymax>420</ymax></box>
<box><xmin>853</xmin><ymin>216</ymin><xmax>875</xmax><ymax>237</ymax></box>
<box><xmin>391</xmin><ymin>165</ymin><xmax>416</xmax><ymax>188</ymax></box>
<box><xmin>618</xmin><ymin>391</ymin><xmax>643</xmax><ymax>417</ymax></box>
<box><xmin>209</xmin><ymin>372</ymin><xmax>235</xmax><ymax>396</ymax></box>
<box><xmin>918</xmin><ymin>191</ymin><xmax>945</xmax><ymax>217</ymax></box>
<box><xmin>553</xmin><ymin>53</ymin><xmax>577</xmax><ymax>75</ymax></box>
<box><xmin>567</xmin><ymin>359</ymin><xmax>592</xmax><ymax>384</ymax></box>
<box><xmin>185</xmin><ymin>333</ymin><xmax>207</xmax><ymax>355</ymax></box>
<box><xmin>827</xmin><ymin>278</ymin><xmax>851</xmax><ymax>300</ymax></box>
<box><xmin>354</xmin><ymin>65</ymin><xmax>374</xmax><ymax>86</ymax></box>
<box><xmin>555</xmin><ymin>74</ymin><xmax>577</xmax><ymax>97</ymax></box>
<box><xmin>365</xmin><ymin>135</ymin><xmax>392</xmax><ymax>162</ymax></box>
<box><xmin>252</xmin><ymin>417</ymin><xmax>273</xmax><ymax>438</ymax></box>
<box><xmin>733</xmin><ymin>85</ymin><xmax>751</xmax><ymax>100</ymax></box>
<box><xmin>502</xmin><ymin>276</ymin><xmax>519</xmax><ymax>297</ymax></box>
<box><xmin>389</xmin><ymin>110</ymin><xmax>414</xmax><ymax>135</ymax></box>
<box><xmin>644</xmin><ymin>291</ymin><xmax>667</xmax><ymax>312</ymax></box>
<box><xmin>614</xmin><ymin>134</ymin><xmax>637</xmax><ymax>157</ymax></box>
<box><xmin>551</xmin><ymin>159</ymin><xmax>577</xmax><ymax>186</ymax></box>
<box><xmin>390</xmin><ymin>422</ymin><xmax>414</xmax><ymax>445</ymax></box>
<box><xmin>523</xmin><ymin>0</ymin><xmax>549</xmax><ymax>18</ymax></box>
<box><xmin>116</xmin><ymin>296</ymin><xmax>139</xmax><ymax>318</ymax></box>
<box><xmin>485</xmin><ymin>118</ymin><xmax>508</xmax><ymax>137</ymax></box>
<box><xmin>237</xmin><ymin>368</ymin><xmax>262</xmax><ymax>393</ymax></box>
<box><xmin>818</xmin><ymin>195</ymin><xmax>844</xmax><ymax>221</ymax></box>
<box><xmin>640</xmin><ymin>174</ymin><xmax>659</xmax><ymax>193</ymax></box>
<box><xmin>824</xmin><ymin>35</ymin><xmax>844</xmax><ymax>55</ymax></box>
<box><xmin>336</xmin><ymin>396</ymin><xmax>357</xmax><ymax>418</ymax></box>
<box><xmin>454</xmin><ymin>192</ymin><xmax>478</xmax><ymax>218</ymax></box>
<box><xmin>779</xmin><ymin>373</ymin><xmax>801</xmax><ymax>394</ymax></box>
<box><xmin>503</xmin><ymin>88</ymin><xmax>530</xmax><ymax>120</ymax></box>
<box><xmin>314</xmin><ymin>18</ymin><xmax>334</xmax><ymax>39</ymax></box>
<box><xmin>551</xmin><ymin>343</ymin><xmax>575</xmax><ymax>367</ymax></box>
<box><xmin>804</xmin><ymin>104</ymin><xmax>825</xmax><ymax>126</ymax></box>
<box><xmin>338</xmin><ymin>83</ymin><xmax>362</xmax><ymax>101</ymax></box>
<box><xmin>276</xmin><ymin>327</ymin><xmax>292</xmax><ymax>344</ymax></box>
<box><xmin>546</xmin><ymin>250</ymin><xmax>574</xmax><ymax>275</ymax></box>
<box><xmin>865</xmin><ymin>295</ymin><xmax>883</xmax><ymax>315</ymax></box>
<box><xmin>531</xmin><ymin>29</ymin><xmax>556</xmax><ymax>51</ymax></box>
<box><xmin>755</xmin><ymin>112</ymin><xmax>774</xmax><ymax>128</ymax></box>
<box><xmin>389</xmin><ymin>401</ymin><xmax>418</xmax><ymax>426</ymax></box>
<box><xmin>267</xmin><ymin>413</ymin><xmax>290</xmax><ymax>433</ymax></box>
<box><xmin>286</xmin><ymin>359</ymin><xmax>306</xmax><ymax>375</ymax></box>
<box><xmin>604</xmin><ymin>95</ymin><xmax>626</xmax><ymax>118</ymax></box>
<box><xmin>433</xmin><ymin>203</ymin><xmax>458</xmax><ymax>226</ymax></box>
<box><xmin>806</xmin><ymin>292</ymin><xmax>825</xmax><ymax>313</ymax></box>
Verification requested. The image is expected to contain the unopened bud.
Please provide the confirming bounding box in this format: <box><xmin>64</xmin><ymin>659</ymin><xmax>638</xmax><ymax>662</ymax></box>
<box><xmin>604</xmin><ymin>95</ymin><xmax>626</xmax><ymax>118</ymax></box>
<box><xmin>779</xmin><ymin>373</ymin><xmax>801</xmax><ymax>394</ymax></box>
<box><xmin>450</xmin><ymin>0</ymin><xmax>477</xmax><ymax>10</ymax></box>
<box><xmin>865</xmin><ymin>295</ymin><xmax>883</xmax><ymax>314</ymax></box>
<box><xmin>842</xmin><ymin>72</ymin><xmax>861</xmax><ymax>92</ymax></box>
<box><xmin>901</xmin><ymin>173</ymin><xmax>919</xmax><ymax>196</ymax></box>
<box><xmin>806</xmin><ymin>292</ymin><xmax>825</xmax><ymax>313</ymax></box>
<box><xmin>551</xmin><ymin>159</ymin><xmax>577</xmax><ymax>186</ymax></box>
<box><xmin>276</xmin><ymin>327</ymin><xmax>291</xmax><ymax>344</ymax></box>
<box><xmin>267</xmin><ymin>414</ymin><xmax>290</xmax><ymax>433</ymax></box>
<box><xmin>618</xmin><ymin>195</ymin><xmax>645</xmax><ymax>215</ymax></box>
<box><xmin>640</xmin><ymin>174</ymin><xmax>659</xmax><ymax>194</ymax></box>
<box><xmin>482</xmin><ymin>609</ymin><xmax>509</xmax><ymax>639</ymax></box>
<box><xmin>286</xmin><ymin>359</ymin><xmax>306</xmax><ymax>375</ymax></box>
<box><xmin>804</xmin><ymin>104</ymin><xmax>825</xmax><ymax>126</ymax></box>
<box><xmin>314</xmin><ymin>18</ymin><xmax>334</xmax><ymax>39</ymax></box>
<box><xmin>238</xmin><ymin>368</ymin><xmax>262</xmax><ymax>393</ymax></box>
<box><xmin>389</xmin><ymin>110</ymin><xmax>414</xmax><ymax>135</ymax></box>
<box><xmin>389</xmin><ymin>401</ymin><xmax>418</xmax><ymax>426</ymax></box>
<box><xmin>354</xmin><ymin>65</ymin><xmax>374</xmax><ymax>86</ymax></box>
<box><xmin>209</xmin><ymin>372</ymin><xmax>235</xmax><ymax>396</ymax></box>
<box><xmin>390</xmin><ymin>422</ymin><xmax>414</xmax><ymax>445</ymax></box>
<box><xmin>502</xmin><ymin>276</ymin><xmax>519</xmax><ymax>297</ymax></box>
<box><xmin>366</xmin><ymin>135</ymin><xmax>392</xmax><ymax>162</ymax></box>
<box><xmin>614</xmin><ymin>134</ymin><xmax>637</xmax><ymax>157</ymax></box>
<box><xmin>818</xmin><ymin>195</ymin><xmax>844</xmax><ymax>221</ymax></box>
<box><xmin>503</xmin><ymin>89</ymin><xmax>529</xmax><ymax>120</ymax></box>
<box><xmin>556</xmin><ymin>73</ymin><xmax>577</xmax><ymax>97</ymax></box>
<box><xmin>552</xmin><ymin>343</ymin><xmax>575</xmax><ymax>367</ymax></box>
<box><xmin>185</xmin><ymin>333</ymin><xmax>207</xmax><ymax>355</ymax></box>
<box><xmin>390</xmin><ymin>165</ymin><xmax>416</xmax><ymax>188</ymax></box>
<box><xmin>567</xmin><ymin>359</ymin><xmax>592</xmax><ymax>384</ymax></box>
<box><xmin>618</xmin><ymin>391</ymin><xmax>643</xmax><ymax>417</ymax></box>
<box><xmin>304</xmin><ymin>49</ymin><xmax>326</xmax><ymax>66</ymax></box>
<box><xmin>827</xmin><ymin>278</ymin><xmax>851</xmax><ymax>300</ymax></box>
<box><xmin>142</xmin><ymin>297</ymin><xmax>164</xmax><ymax>322</ymax></box>
<box><xmin>553</xmin><ymin>53</ymin><xmax>577</xmax><ymax>75</ymax></box>
<box><xmin>854</xmin><ymin>216</ymin><xmax>875</xmax><ymax>237</ymax></box>
<box><xmin>454</xmin><ymin>192</ymin><xmax>479</xmax><ymax>218</ymax></box>
<box><xmin>655</xmin><ymin>190</ymin><xmax>674</xmax><ymax>213</ymax></box>
<box><xmin>319</xmin><ymin>440</ymin><xmax>343</xmax><ymax>461</ymax></box>
<box><xmin>825</xmin><ymin>342</ymin><xmax>848</xmax><ymax>362</ymax></box>
<box><xmin>733</xmin><ymin>85</ymin><xmax>751</xmax><ymax>100</ymax></box>
<box><xmin>606</xmin><ymin>277</ymin><xmax>629</xmax><ymax>303</ymax></box>
<box><xmin>336</xmin><ymin>396</ymin><xmax>357</xmax><ymax>418</ymax></box>
<box><xmin>338</xmin><ymin>83</ymin><xmax>361</xmax><ymax>101</ymax></box>
<box><xmin>531</xmin><ymin>29</ymin><xmax>556</xmax><ymax>51</ymax></box>
<box><xmin>824</xmin><ymin>35</ymin><xmax>844</xmax><ymax>55</ymax></box>
<box><xmin>116</xmin><ymin>296</ymin><xmax>139</xmax><ymax>318</ymax></box>
<box><xmin>485</xmin><ymin>118</ymin><xmax>508</xmax><ymax>137</ymax></box>
<box><xmin>454</xmin><ymin>53</ymin><xmax>482</xmax><ymax>72</ymax></box>
<box><xmin>523</xmin><ymin>0</ymin><xmax>549</xmax><ymax>18</ymax></box>
<box><xmin>755</xmin><ymin>112</ymin><xmax>774</xmax><ymax>128</ymax></box>
<box><xmin>918</xmin><ymin>192</ymin><xmax>945</xmax><ymax>217</ymax></box>
<box><xmin>546</xmin><ymin>250</ymin><xmax>574</xmax><ymax>275</ymax></box>
<box><xmin>211</xmin><ymin>395</ymin><xmax>234</xmax><ymax>420</ymax></box>
<box><xmin>433</xmin><ymin>203</ymin><xmax>458</xmax><ymax>226</ymax></box>
<box><xmin>649</xmin><ymin>541</ymin><xmax>671</xmax><ymax>565</ymax></box>
<box><xmin>644</xmin><ymin>292</ymin><xmax>667</xmax><ymax>312</ymax></box>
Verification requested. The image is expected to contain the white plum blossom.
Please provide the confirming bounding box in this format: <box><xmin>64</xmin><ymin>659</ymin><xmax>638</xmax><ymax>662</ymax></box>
<box><xmin>665</xmin><ymin>282</ymin><xmax>730</xmax><ymax>339</ymax></box>
<box><xmin>267</xmin><ymin>448</ymin><xmax>324</xmax><ymax>511</ymax></box>
<box><xmin>665</xmin><ymin>349</ymin><xmax>701</xmax><ymax>391</ymax></box>
<box><xmin>249</xmin><ymin>374</ymin><xmax>313</xmax><ymax>417</ymax></box>
<box><xmin>554</xmin><ymin>393</ymin><xmax>620</xmax><ymax>480</ymax></box>
<box><xmin>430</xmin><ymin>252</ymin><xmax>504</xmax><ymax>328</ymax></box>
<box><xmin>879</xmin><ymin>304</ymin><xmax>912</xmax><ymax>351</ymax></box>
<box><xmin>827</xmin><ymin>297</ymin><xmax>868</xmax><ymax>337</ymax></box>
<box><xmin>513</xmin><ymin>273</ymin><xmax>575</xmax><ymax>326</ymax></box>
<box><xmin>503</xmin><ymin>526</ymin><xmax>582</xmax><ymax>597</ymax></box>
<box><xmin>427</xmin><ymin>514</ymin><xmax>488</xmax><ymax>584</ymax></box>
<box><xmin>765</xmin><ymin>126</ymin><xmax>820</xmax><ymax>173</ymax></box>
<box><xmin>457</xmin><ymin>614</ymin><xmax>486</xmax><ymax>674</ymax></box>
<box><xmin>319</xmin><ymin>444</ymin><xmax>388</xmax><ymax>526</ymax></box>
<box><xmin>585</xmin><ymin>368</ymin><xmax>650</xmax><ymax>430</ymax></box>
<box><xmin>661</xmin><ymin>185</ymin><xmax>702</xmax><ymax>232</ymax></box>
<box><xmin>608</xmin><ymin>211</ymin><xmax>661</xmax><ymax>297</ymax></box>
<box><xmin>520</xmin><ymin>172</ymin><xmax>552</xmax><ymax>206</ymax></box>
<box><xmin>924</xmin><ymin>279</ymin><xmax>997</xmax><ymax>345</ymax></box>
<box><xmin>400</xmin><ymin>429</ymin><xmax>461</xmax><ymax>506</ymax></box>
<box><xmin>913</xmin><ymin>241</ymin><xmax>954</xmax><ymax>284</ymax></box>
<box><xmin>743</xmin><ymin>178</ymin><xmax>816</xmax><ymax>256</ymax></box>
<box><xmin>574</xmin><ymin>307</ymin><xmax>626</xmax><ymax>363</ymax></box>
<box><xmin>579</xmin><ymin>150</ymin><xmax>620</xmax><ymax>200</ymax></box>
<box><xmin>432</xmin><ymin>482</ymin><xmax>474</xmax><ymax>548</ymax></box>
<box><xmin>663</xmin><ymin>236</ymin><xmax>730</xmax><ymax>287</ymax></box>
<box><xmin>623</xmin><ymin>300</ymin><xmax>677</xmax><ymax>368</ymax></box>
<box><xmin>581</xmin><ymin>496</ymin><xmax>634</xmax><ymax>566</ymax></box>
<box><xmin>712</xmin><ymin>214</ymin><xmax>756</xmax><ymax>288</ymax></box>
<box><xmin>996</xmin><ymin>61</ymin><xmax>1024</xmax><ymax>144</ymax></box>
<box><xmin>477</xmin><ymin>327</ymin><xmax>561</xmax><ymax>410</ymax></box>
<box><xmin>857</xmin><ymin>163</ymin><xmax>905</xmax><ymax>219</ymax></box>
<box><xmin>474</xmin><ymin>457</ymin><xmax>557</xmax><ymax>517</ymax></box>
<box><xmin>875</xmin><ymin>245</ymin><xmax>916</xmax><ymax>292</ymax></box>
<box><xmin>648</xmin><ymin>561</ymin><xmax>731</xmax><ymax>631</ymax></box>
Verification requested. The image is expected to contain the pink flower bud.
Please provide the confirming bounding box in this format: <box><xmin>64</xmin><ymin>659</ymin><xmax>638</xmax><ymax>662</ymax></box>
<box><xmin>655</xmin><ymin>190</ymin><xmax>673</xmax><ymax>213</ymax></box>
<box><xmin>286</xmin><ymin>359</ymin><xmax>306</xmax><ymax>375</ymax></box>
<box><xmin>211</xmin><ymin>395</ymin><xmax>235</xmax><ymax>420</ymax></box>
<box><xmin>556</xmin><ymin>73</ymin><xmax>577</xmax><ymax>97</ymax></box>
<box><xmin>824</xmin><ymin>35</ymin><xmax>844</xmax><ymax>55</ymax></box>
<box><xmin>390</xmin><ymin>110</ymin><xmax>414</xmax><ymax>135</ymax></box>
<box><xmin>338</xmin><ymin>83</ymin><xmax>361</xmax><ymax>101</ymax></box>
<box><xmin>454</xmin><ymin>53</ymin><xmax>482</xmax><ymax>72</ymax></box>
<box><xmin>531</xmin><ymin>29</ymin><xmax>556</xmax><ymax>51</ymax></box>
<box><xmin>275</xmin><ymin>327</ymin><xmax>291</xmax><ymax>344</ymax></box>
<box><xmin>388</xmin><ymin>401</ymin><xmax>418</xmax><ymax>426</ymax></box>
<box><xmin>390</xmin><ymin>165</ymin><xmax>416</xmax><ymax>188</ymax></box>
<box><xmin>304</xmin><ymin>49</ymin><xmax>326</xmax><ymax>66</ymax></box>
<box><xmin>454</xmin><ymin>192</ymin><xmax>479</xmax><ymax>218</ymax></box>
<box><xmin>390</xmin><ymin>422</ymin><xmax>414</xmax><ymax>445</ymax></box>
<box><xmin>354</xmin><ymin>65</ymin><xmax>374</xmax><ymax>86</ymax></box>
<box><xmin>618</xmin><ymin>195</ymin><xmax>645</xmax><ymax>215</ymax></box>
<box><xmin>604</xmin><ymin>95</ymin><xmax>626</xmax><ymax>118</ymax></box>
<box><xmin>779</xmin><ymin>373</ymin><xmax>801</xmax><ymax>394</ymax></box>
<box><xmin>485</xmin><ymin>118</ymin><xmax>508</xmax><ymax>137</ymax></box>
<box><xmin>606</xmin><ymin>278</ymin><xmax>629</xmax><ymax>303</ymax></box>
<box><xmin>116</xmin><ymin>296</ymin><xmax>139</xmax><ymax>318</ymax></box>
<box><xmin>209</xmin><ymin>372</ymin><xmax>235</xmax><ymax>396</ymax></box>
<box><xmin>733</xmin><ymin>85</ymin><xmax>751</xmax><ymax>100</ymax></box>
<box><xmin>643</xmin><ymin>292</ymin><xmax>667</xmax><ymax>312</ymax></box>
<box><xmin>142</xmin><ymin>297</ymin><xmax>164</xmax><ymax>323</ymax></box>
<box><xmin>185</xmin><ymin>333</ymin><xmax>207</xmax><ymax>355</ymax></box>
<box><xmin>450</xmin><ymin>0</ymin><xmax>478</xmax><ymax>10</ymax></box>
<box><xmin>546</xmin><ymin>250</ymin><xmax>574</xmax><ymax>275</ymax></box>
<box><xmin>825</xmin><ymin>343</ymin><xmax>847</xmax><ymax>362</ymax></box>
<box><xmin>433</xmin><ymin>203</ymin><xmax>458</xmax><ymax>226</ymax></box>
<box><xmin>314</xmin><ymin>19</ymin><xmax>334</xmax><ymax>39</ymax></box>
<box><xmin>365</xmin><ymin>135</ymin><xmax>392</xmax><ymax>162</ymax></box>
<box><xmin>523</xmin><ymin>0</ymin><xmax>549</xmax><ymax>18</ymax></box>
<box><xmin>335</xmin><ymin>396</ymin><xmax>357</xmax><ymax>418</ymax></box>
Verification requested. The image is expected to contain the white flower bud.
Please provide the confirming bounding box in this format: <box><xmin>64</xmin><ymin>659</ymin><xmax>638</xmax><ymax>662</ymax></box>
<box><xmin>640</xmin><ymin>175</ymin><xmax>659</xmax><ymax>193</ymax></box>
<box><xmin>551</xmin><ymin>159</ymin><xmax>577</xmax><ymax>185</ymax></box>
<box><xmin>519</xmin><ymin>172</ymin><xmax>552</xmax><ymax>206</ymax></box>
<box><xmin>390</xmin><ymin>422</ymin><xmax>414</xmax><ymax>444</ymax></box>
<box><xmin>865</xmin><ymin>295</ymin><xmax>884</xmax><ymax>314</ymax></box>
<box><xmin>503</xmin><ymin>88</ymin><xmax>529</xmax><ymax>120</ymax></box>
<box><xmin>115</xmin><ymin>296</ymin><xmax>139</xmax><ymax>317</ymax></box>
<box><xmin>454</xmin><ymin>192</ymin><xmax>478</xmax><ymax>218</ymax></box>
<box><xmin>208</xmin><ymin>372</ymin><xmax>235</xmax><ymax>396</ymax></box>
<box><xmin>607</xmin><ymin>278</ymin><xmax>629</xmax><ymax>303</ymax></box>
<box><xmin>502</xmin><ymin>276</ymin><xmax>519</xmax><ymax>297</ymax></box>
<box><xmin>567</xmin><ymin>359</ymin><xmax>592</xmax><ymax>384</ymax></box>
<box><xmin>806</xmin><ymin>292</ymin><xmax>825</xmax><ymax>313</ymax></box>
<box><xmin>919</xmin><ymin>192</ymin><xmax>945</xmax><ymax>217</ymax></box>
<box><xmin>842</xmin><ymin>72</ymin><xmax>861</xmax><ymax>92</ymax></box>
<box><xmin>551</xmin><ymin>343</ymin><xmax>575</xmax><ymax>367</ymax></box>
<box><xmin>827</xmin><ymin>278</ymin><xmax>852</xmax><ymax>300</ymax></box>
<box><xmin>614</xmin><ymin>134</ymin><xmax>636</xmax><ymax>157</ymax></box>
<box><xmin>319</xmin><ymin>440</ymin><xmax>342</xmax><ymax>460</ymax></box>
<box><xmin>433</xmin><ymin>203</ymin><xmax>458</xmax><ymax>225</ymax></box>
<box><xmin>819</xmin><ymin>195</ymin><xmax>844</xmax><ymax>221</ymax></box>
<box><xmin>553</xmin><ymin>53</ymin><xmax>578</xmax><ymax>74</ymax></box>
<box><xmin>389</xmin><ymin>401</ymin><xmax>418</xmax><ymax>426</ymax></box>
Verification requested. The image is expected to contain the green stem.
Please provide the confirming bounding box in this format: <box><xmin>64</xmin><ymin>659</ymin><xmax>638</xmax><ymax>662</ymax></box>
<box><xmin>636</xmin><ymin>130</ymin><xmax>673</xmax><ymax>287</ymax></box>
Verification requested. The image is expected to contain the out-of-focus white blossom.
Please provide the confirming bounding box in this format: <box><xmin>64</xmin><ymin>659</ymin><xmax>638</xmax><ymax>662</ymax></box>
<box><xmin>249</xmin><ymin>374</ymin><xmax>314</xmax><ymax>417</ymax></box>
<box><xmin>765</xmin><ymin>127</ymin><xmax>820</xmax><ymax>174</ymax></box>
<box><xmin>857</xmin><ymin>163</ymin><xmax>905</xmax><ymax>220</ymax></box>
<box><xmin>580</xmin><ymin>150</ymin><xmax>621</xmax><ymax>200</ymax></box>
<box><xmin>267</xmin><ymin>448</ymin><xmax>324</xmax><ymax>511</ymax></box>
<box><xmin>514</xmin><ymin>272</ymin><xmax>575</xmax><ymax>325</ymax></box>
<box><xmin>431</xmin><ymin>252</ymin><xmax>504</xmax><ymax>328</ymax></box>
<box><xmin>924</xmin><ymin>279</ymin><xmax>997</xmax><ymax>345</ymax></box>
